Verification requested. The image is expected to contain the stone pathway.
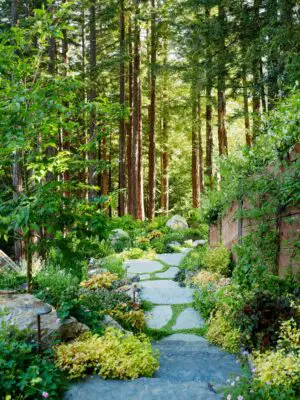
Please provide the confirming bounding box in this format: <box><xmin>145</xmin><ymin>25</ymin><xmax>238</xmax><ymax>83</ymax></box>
<box><xmin>66</xmin><ymin>252</ymin><xmax>241</xmax><ymax>400</ymax></box>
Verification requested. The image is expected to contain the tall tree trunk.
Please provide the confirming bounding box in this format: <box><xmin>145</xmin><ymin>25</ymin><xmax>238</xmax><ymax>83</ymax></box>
<box><xmin>242</xmin><ymin>66</ymin><xmax>251</xmax><ymax>146</ymax></box>
<box><xmin>127</xmin><ymin>19</ymin><xmax>133</xmax><ymax>215</ymax></box>
<box><xmin>217</xmin><ymin>3</ymin><xmax>228</xmax><ymax>156</ymax></box>
<box><xmin>252</xmin><ymin>0</ymin><xmax>261</xmax><ymax>140</ymax></box>
<box><xmin>102</xmin><ymin>135</ymin><xmax>109</xmax><ymax>195</ymax></box>
<box><xmin>259</xmin><ymin>60</ymin><xmax>267</xmax><ymax>112</ymax></box>
<box><xmin>191</xmin><ymin>87</ymin><xmax>200</xmax><ymax>208</ymax></box>
<box><xmin>197</xmin><ymin>92</ymin><xmax>204</xmax><ymax>193</ymax></box>
<box><xmin>205</xmin><ymin>7</ymin><xmax>213</xmax><ymax>188</ymax></box>
<box><xmin>160</xmin><ymin>40</ymin><xmax>169</xmax><ymax>215</ymax></box>
<box><xmin>148</xmin><ymin>0</ymin><xmax>157</xmax><ymax>219</ymax></box>
<box><xmin>11</xmin><ymin>0</ymin><xmax>24</xmax><ymax>262</ymax></box>
<box><xmin>118</xmin><ymin>0</ymin><xmax>127</xmax><ymax>215</ymax></box>
<box><xmin>88</xmin><ymin>1</ymin><xmax>97</xmax><ymax>198</ymax></box>
<box><xmin>132</xmin><ymin>0</ymin><xmax>144</xmax><ymax>220</ymax></box>
<box><xmin>161</xmin><ymin>106</ymin><xmax>169</xmax><ymax>215</ymax></box>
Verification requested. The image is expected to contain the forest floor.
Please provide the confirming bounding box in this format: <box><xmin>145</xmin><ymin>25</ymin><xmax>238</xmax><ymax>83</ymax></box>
<box><xmin>65</xmin><ymin>251</ymin><xmax>242</xmax><ymax>400</ymax></box>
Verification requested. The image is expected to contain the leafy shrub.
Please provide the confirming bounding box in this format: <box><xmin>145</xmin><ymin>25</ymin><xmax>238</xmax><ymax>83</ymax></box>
<box><xmin>34</xmin><ymin>266</ymin><xmax>79</xmax><ymax>308</ymax></box>
<box><xmin>0</xmin><ymin>270</ymin><xmax>26</xmax><ymax>289</ymax></box>
<box><xmin>181</xmin><ymin>226</ymin><xmax>208</xmax><ymax>241</ymax></box>
<box><xmin>235</xmin><ymin>291</ymin><xmax>297</xmax><ymax>350</ymax></box>
<box><xmin>80</xmin><ymin>272</ymin><xmax>119</xmax><ymax>290</ymax></box>
<box><xmin>99</xmin><ymin>255</ymin><xmax>126</xmax><ymax>278</ymax></box>
<box><xmin>150</xmin><ymin>231</ymin><xmax>186</xmax><ymax>253</ymax></box>
<box><xmin>222</xmin><ymin>374</ymin><xmax>299</xmax><ymax>400</ymax></box>
<box><xmin>109</xmin><ymin>308</ymin><xmax>146</xmax><ymax>332</ymax></box>
<box><xmin>193</xmin><ymin>286</ymin><xmax>217</xmax><ymax>320</ymax></box>
<box><xmin>191</xmin><ymin>270</ymin><xmax>220</xmax><ymax>287</ymax></box>
<box><xmin>203</xmin><ymin>244</ymin><xmax>231</xmax><ymax>276</ymax></box>
<box><xmin>55</xmin><ymin>328</ymin><xmax>159</xmax><ymax>380</ymax></box>
<box><xmin>121</xmin><ymin>247</ymin><xmax>156</xmax><ymax>260</ymax></box>
<box><xmin>0</xmin><ymin>322</ymin><xmax>67</xmax><ymax>399</ymax></box>
<box><xmin>180</xmin><ymin>247</ymin><xmax>206</xmax><ymax>271</ymax></box>
<box><xmin>78</xmin><ymin>288</ymin><xmax>132</xmax><ymax>313</ymax></box>
<box><xmin>135</xmin><ymin>236</ymin><xmax>151</xmax><ymax>250</ymax></box>
<box><xmin>206</xmin><ymin>309</ymin><xmax>241</xmax><ymax>353</ymax></box>
<box><xmin>252</xmin><ymin>350</ymin><xmax>300</xmax><ymax>389</ymax></box>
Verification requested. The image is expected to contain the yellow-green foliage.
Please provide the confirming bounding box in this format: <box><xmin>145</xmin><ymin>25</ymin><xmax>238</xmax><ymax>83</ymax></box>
<box><xmin>206</xmin><ymin>310</ymin><xmax>241</xmax><ymax>353</ymax></box>
<box><xmin>55</xmin><ymin>328</ymin><xmax>159</xmax><ymax>380</ymax></box>
<box><xmin>253</xmin><ymin>350</ymin><xmax>300</xmax><ymax>387</ymax></box>
<box><xmin>80</xmin><ymin>272</ymin><xmax>118</xmax><ymax>289</ymax></box>
<box><xmin>192</xmin><ymin>270</ymin><xmax>220</xmax><ymax>287</ymax></box>
<box><xmin>203</xmin><ymin>245</ymin><xmax>230</xmax><ymax>275</ymax></box>
<box><xmin>278</xmin><ymin>318</ymin><xmax>300</xmax><ymax>352</ymax></box>
<box><xmin>108</xmin><ymin>308</ymin><xmax>146</xmax><ymax>332</ymax></box>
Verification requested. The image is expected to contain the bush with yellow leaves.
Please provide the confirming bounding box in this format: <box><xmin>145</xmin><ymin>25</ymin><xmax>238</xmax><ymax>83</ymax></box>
<box><xmin>55</xmin><ymin>328</ymin><xmax>159</xmax><ymax>380</ymax></box>
<box><xmin>80</xmin><ymin>272</ymin><xmax>119</xmax><ymax>289</ymax></box>
<box><xmin>203</xmin><ymin>244</ymin><xmax>231</xmax><ymax>276</ymax></box>
<box><xmin>206</xmin><ymin>309</ymin><xmax>241</xmax><ymax>353</ymax></box>
<box><xmin>252</xmin><ymin>318</ymin><xmax>300</xmax><ymax>389</ymax></box>
<box><xmin>252</xmin><ymin>349</ymin><xmax>300</xmax><ymax>388</ymax></box>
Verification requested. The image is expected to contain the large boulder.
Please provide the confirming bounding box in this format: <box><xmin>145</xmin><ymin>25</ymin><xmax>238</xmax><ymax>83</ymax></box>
<box><xmin>0</xmin><ymin>293</ymin><xmax>88</xmax><ymax>344</ymax></box>
<box><xmin>166</xmin><ymin>215</ymin><xmax>188</xmax><ymax>231</ymax></box>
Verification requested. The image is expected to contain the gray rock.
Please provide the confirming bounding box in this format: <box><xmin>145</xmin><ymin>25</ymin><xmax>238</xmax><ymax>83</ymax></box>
<box><xmin>124</xmin><ymin>259</ymin><xmax>163</xmax><ymax>274</ymax></box>
<box><xmin>0</xmin><ymin>293</ymin><xmax>88</xmax><ymax>344</ymax></box>
<box><xmin>156</xmin><ymin>253</ymin><xmax>187</xmax><ymax>266</ymax></box>
<box><xmin>156</xmin><ymin>267</ymin><xmax>179</xmax><ymax>279</ymax></box>
<box><xmin>146</xmin><ymin>305</ymin><xmax>172</xmax><ymax>329</ymax></box>
<box><xmin>172</xmin><ymin>307</ymin><xmax>205</xmax><ymax>330</ymax></box>
<box><xmin>166</xmin><ymin>215</ymin><xmax>189</xmax><ymax>231</ymax></box>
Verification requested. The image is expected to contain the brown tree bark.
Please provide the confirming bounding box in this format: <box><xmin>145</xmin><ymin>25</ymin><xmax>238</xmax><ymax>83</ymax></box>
<box><xmin>127</xmin><ymin>19</ymin><xmax>134</xmax><ymax>215</ymax></box>
<box><xmin>102</xmin><ymin>135</ymin><xmax>109</xmax><ymax>196</ymax></box>
<box><xmin>118</xmin><ymin>0</ymin><xmax>127</xmax><ymax>216</ymax></box>
<box><xmin>205</xmin><ymin>7</ymin><xmax>213</xmax><ymax>189</ymax></box>
<box><xmin>88</xmin><ymin>1</ymin><xmax>97</xmax><ymax>198</ymax></box>
<box><xmin>252</xmin><ymin>0</ymin><xmax>261</xmax><ymax>140</ymax></box>
<box><xmin>217</xmin><ymin>3</ymin><xmax>228</xmax><ymax>157</ymax></box>
<box><xmin>191</xmin><ymin>90</ymin><xmax>200</xmax><ymax>208</ymax></box>
<box><xmin>11</xmin><ymin>0</ymin><xmax>24</xmax><ymax>262</ymax></box>
<box><xmin>242</xmin><ymin>67</ymin><xmax>251</xmax><ymax>147</ymax></box>
<box><xmin>197</xmin><ymin>92</ymin><xmax>204</xmax><ymax>194</ymax></box>
<box><xmin>147</xmin><ymin>0</ymin><xmax>157</xmax><ymax>219</ymax></box>
<box><xmin>160</xmin><ymin>41</ymin><xmax>169</xmax><ymax>215</ymax></box>
<box><xmin>132</xmin><ymin>0</ymin><xmax>144</xmax><ymax>220</ymax></box>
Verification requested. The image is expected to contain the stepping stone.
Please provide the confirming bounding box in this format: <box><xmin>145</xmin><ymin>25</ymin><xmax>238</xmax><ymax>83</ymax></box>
<box><xmin>156</xmin><ymin>267</ymin><xmax>179</xmax><ymax>279</ymax></box>
<box><xmin>172</xmin><ymin>307</ymin><xmax>205</xmax><ymax>330</ymax></box>
<box><xmin>124</xmin><ymin>259</ymin><xmax>163</xmax><ymax>274</ymax></box>
<box><xmin>141</xmin><ymin>280</ymin><xmax>194</xmax><ymax>305</ymax></box>
<box><xmin>156</xmin><ymin>253</ymin><xmax>187</xmax><ymax>266</ymax></box>
<box><xmin>146</xmin><ymin>305</ymin><xmax>172</xmax><ymax>329</ymax></box>
<box><xmin>160</xmin><ymin>333</ymin><xmax>205</xmax><ymax>343</ymax></box>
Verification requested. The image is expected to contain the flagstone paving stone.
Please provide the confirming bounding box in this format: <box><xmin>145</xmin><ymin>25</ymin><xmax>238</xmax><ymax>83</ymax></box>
<box><xmin>156</xmin><ymin>266</ymin><xmax>179</xmax><ymax>279</ymax></box>
<box><xmin>156</xmin><ymin>253</ymin><xmax>187</xmax><ymax>266</ymax></box>
<box><xmin>140</xmin><ymin>280</ymin><xmax>194</xmax><ymax>305</ymax></box>
<box><xmin>145</xmin><ymin>305</ymin><xmax>172</xmax><ymax>329</ymax></box>
<box><xmin>172</xmin><ymin>307</ymin><xmax>205</xmax><ymax>330</ymax></box>
<box><xmin>124</xmin><ymin>259</ymin><xmax>163</xmax><ymax>274</ymax></box>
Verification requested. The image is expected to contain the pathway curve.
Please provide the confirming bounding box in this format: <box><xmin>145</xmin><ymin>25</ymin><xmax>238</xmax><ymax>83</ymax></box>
<box><xmin>66</xmin><ymin>252</ymin><xmax>241</xmax><ymax>400</ymax></box>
